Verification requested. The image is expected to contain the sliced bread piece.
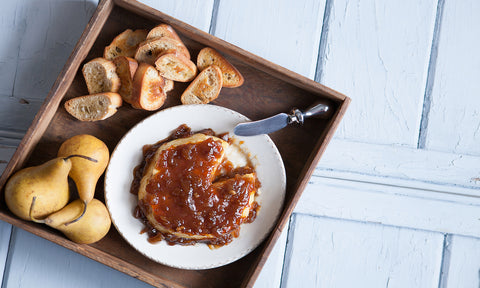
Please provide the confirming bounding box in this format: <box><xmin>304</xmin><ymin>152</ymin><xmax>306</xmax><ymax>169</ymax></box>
<box><xmin>64</xmin><ymin>92</ymin><xmax>122</xmax><ymax>121</ymax></box>
<box><xmin>164</xmin><ymin>78</ymin><xmax>174</xmax><ymax>93</ymax></box>
<box><xmin>82</xmin><ymin>58</ymin><xmax>121</xmax><ymax>94</ymax></box>
<box><xmin>154</xmin><ymin>52</ymin><xmax>197</xmax><ymax>82</ymax></box>
<box><xmin>146</xmin><ymin>24</ymin><xmax>182</xmax><ymax>43</ymax></box>
<box><xmin>131</xmin><ymin>63</ymin><xmax>166</xmax><ymax>110</ymax></box>
<box><xmin>104</xmin><ymin>29</ymin><xmax>148</xmax><ymax>60</ymax></box>
<box><xmin>134</xmin><ymin>37</ymin><xmax>190</xmax><ymax>65</ymax></box>
<box><xmin>113</xmin><ymin>56</ymin><xmax>138</xmax><ymax>104</ymax></box>
<box><xmin>181</xmin><ymin>65</ymin><xmax>223</xmax><ymax>105</ymax></box>
<box><xmin>197</xmin><ymin>47</ymin><xmax>244</xmax><ymax>88</ymax></box>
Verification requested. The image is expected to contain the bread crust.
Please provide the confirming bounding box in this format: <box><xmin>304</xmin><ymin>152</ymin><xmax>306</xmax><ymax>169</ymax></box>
<box><xmin>134</xmin><ymin>37</ymin><xmax>191</xmax><ymax>65</ymax></box>
<box><xmin>82</xmin><ymin>58</ymin><xmax>121</xmax><ymax>94</ymax></box>
<box><xmin>197</xmin><ymin>47</ymin><xmax>244</xmax><ymax>88</ymax></box>
<box><xmin>113</xmin><ymin>56</ymin><xmax>138</xmax><ymax>104</ymax></box>
<box><xmin>146</xmin><ymin>24</ymin><xmax>183</xmax><ymax>43</ymax></box>
<box><xmin>104</xmin><ymin>29</ymin><xmax>148</xmax><ymax>60</ymax></box>
<box><xmin>181</xmin><ymin>65</ymin><xmax>223</xmax><ymax>105</ymax></box>
<box><xmin>64</xmin><ymin>92</ymin><xmax>122</xmax><ymax>121</ymax></box>
<box><xmin>154</xmin><ymin>52</ymin><xmax>197</xmax><ymax>82</ymax></box>
<box><xmin>130</xmin><ymin>63</ymin><xmax>166</xmax><ymax>111</ymax></box>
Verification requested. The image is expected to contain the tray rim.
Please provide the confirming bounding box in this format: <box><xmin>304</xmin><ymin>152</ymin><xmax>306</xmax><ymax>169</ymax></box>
<box><xmin>0</xmin><ymin>0</ymin><xmax>351</xmax><ymax>287</ymax></box>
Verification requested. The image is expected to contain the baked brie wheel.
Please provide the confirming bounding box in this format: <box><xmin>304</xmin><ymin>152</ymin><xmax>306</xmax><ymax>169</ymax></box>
<box><xmin>137</xmin><ymin>133</ymin><xmax>258</xmax><ymax>246</ymax></box>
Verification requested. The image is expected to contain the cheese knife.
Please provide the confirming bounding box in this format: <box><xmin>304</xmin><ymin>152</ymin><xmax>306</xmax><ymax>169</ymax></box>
<box><xmin>233</xmin><ymin>101</ymin><xmax>332</xmax><ymax>136</ymax></box>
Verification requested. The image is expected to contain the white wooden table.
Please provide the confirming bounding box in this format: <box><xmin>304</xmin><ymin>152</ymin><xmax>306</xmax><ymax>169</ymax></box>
<box><xmin>1</xmin><ymin>0</ymin><xmax>479</xmax><ymax>287</ymax></box>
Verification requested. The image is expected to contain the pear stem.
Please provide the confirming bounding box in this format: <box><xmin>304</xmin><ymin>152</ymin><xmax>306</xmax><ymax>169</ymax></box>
<box><xmin>64</xmin><ymin>201</ymin><xmax>87</xmax><ymax>226</ymax></box>
<box><xmin>29</xmin><ymin>196</ymin><xmax>45</xmax><ymax>223</ymax></box>
<box><xmin>64</xmin><ymin>154</ymin><xmax>98</xmax><ymax>163</ymax></box>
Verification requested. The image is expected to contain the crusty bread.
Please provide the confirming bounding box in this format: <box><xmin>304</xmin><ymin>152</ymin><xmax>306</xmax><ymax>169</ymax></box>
<box><xmin>164</xmin><ymin>78</ymin><xmax>174</xmax><ymax>93</ymax></box>
<box><xmin>181</xmin><ymin>65</ymin><xmax>223</xmax><ymax>104</ymax></box>
<box><xmin>197</xmin><ymin>47</ymin><xmax>244</xmax><ymax>88</ymax></box>
<box><xmin>154</xmin><ymin>52</ymin><xmax>197</xmax><ymax>82</ymax></box>
<box><xmin>104</xmin><ymin>29</ymin><xmax>148</xmax><ymax>60</ymax></box>
<box><xmin>82</xmin><ymin>58</ymin><xmax>121</xmax><ymax>94</ymax></box>
<box><xmin>134</xmin><ymin>37</ymin><xmax>190</xmax><ymax>65</ymax></box>
<box><xmin>113</xmin><ymin>56</ymin><xmax>138</xmax><ymax>104</ymax></box>
<box><xmin>64</xmin><ymin>92</ymin><xmax>122</xmax><ymax>121</ymax></box>
<box><xmin>130</xmin><ymin>63</ymin><xmax>166</xmax><ymax>110</ymax></box>
<box><xmin>146</xmin><ymin>24</ymin><xmax>183</xmax><ymax>43</ymax></box>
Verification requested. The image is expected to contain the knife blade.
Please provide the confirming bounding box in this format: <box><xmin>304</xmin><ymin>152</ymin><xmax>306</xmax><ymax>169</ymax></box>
<box><xmin>234</xmin><ymin>113</ymin><xmax>290</xmax><ymax>136</ymax></box>
<box><xmin>233</xmin><ymin>101</ymin><xmax>331</xmax><ymax>136</ymax></box>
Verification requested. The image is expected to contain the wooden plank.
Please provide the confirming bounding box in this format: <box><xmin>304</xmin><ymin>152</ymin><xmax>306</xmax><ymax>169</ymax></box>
<box><xmin>0</xmin><ymin>147</ymin><xmax>15</xmax><ymax>286</ymax></box>
<box><xmin>0</xmin><ymin>221</ymin><xmax>12</xmax><ymax>288</ymax></box>
<box><xmin>214</xmin><ymin>0</ymin><xmax>327</xmax><ymax>79</ymax></box>
<box><xmin>255</xmin><ymin>222</ymin><xmax>289</xmax><ymax>288</ymax></box>
<box><xmin>0</xmin><ymin>97</ymin><xmax>43</xmax><ymax>133</ymax></box>
<box><xmin>296</xmin><ymin>176</ymin><xmax>480</xmax><ymax>238</ymax></box>
<box><xmin>0</xmin><ymin>0</ymin><xmax>25</xmax><ymax>96</ymax></box>
<box><xmin>425</xmin><ymin>0</ymin><xmax>480</xmax><ymax>156</ymax></box>
<box><xmin>0</xmin><ymin>0</ymin><xmax>97</xmax><ymax>134</ymax></box>
<box><xmin>0</xmin><ymin>146</ymin><xmax>17</xmax><ymax>174</ymax></box>
<box><xmin>137</xmin><ymin>0</ymin><xmax>214</xmax><ymax>32</ymax></box>
<box><xmin>2</xmin><ymin>228</ymin><xmax>154</xmax><ymax>288</ymax></box>
<box><xmin>282</xmin><ymin>214</ymin><xmax>444</xmax><ymax>287</ymax></box>
<box><xmin>11</xmin><ymin>0</ymin><xmax>97</xmax><ymax>100</ymax></box>
<box><xmin>318</xmin><ymin>0</ymin><xmax>437</xmax><ymax>146</ymax></box>
<box><xmin>441</xmin><ymin>235</ymin><xmax>480</xmax><ymax>288</ymax></box>
<box><xmin>316</xmin><ymin>138</ymin><xmax>480</xmax><ymax>190</ymax></box>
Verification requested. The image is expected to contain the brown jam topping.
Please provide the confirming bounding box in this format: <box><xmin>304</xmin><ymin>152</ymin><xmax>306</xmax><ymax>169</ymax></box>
<box><xmin>131</xmin><ymin>124</ymin><xmax>261</xmax><ymax>247</ymax></box>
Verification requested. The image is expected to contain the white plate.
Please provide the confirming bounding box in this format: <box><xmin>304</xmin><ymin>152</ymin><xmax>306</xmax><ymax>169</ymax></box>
<box><xmin>104</xmin><ymin>104</ymin><xmax>286</xmax><ymax>270</ymax></box>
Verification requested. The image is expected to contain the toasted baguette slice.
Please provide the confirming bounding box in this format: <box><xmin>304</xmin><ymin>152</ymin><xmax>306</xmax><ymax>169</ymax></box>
<box><xmin>65</xmin><ymin>92</ymin><xmax>122</xmax><ymax>121</ymax></box>
<box><xmin>104</xmin><ymin>29</ymin><xmax>148</xmax><ymax>60</ymax></box>
<box><xmin>181</xmin><ymin>65</ymin><xmax>223</xmax><ymax>105</ymax></box>
<box><xmin>197</xmin><ymin>47</ymin><xmax>244</xmax><ymax>88</ymax></box>
<box><xmin>164</xmin><ymin>78</ymin><xmax>174</xmax><ymax>93</ymax></box>
<box><xmin>131</xmin><ymin>63</ymin><xmax>166</xmax><ymax>110</ymax></box>
<box><xmin>146</xmin><ymin>24</ymin><xmax>182</xmax><ymax>43</ymax></box>
<box><xmin>82</xmin><ymin>58</ymin><xmax>121</xmax><ymax>94</ymax></box>
<box><xmin>134</xmin><ymin>37</ymin><xmax>190</xmax><ymax>65</ymax></box>
<box><xmin>113</xmin><ymin>56</ymin><xmax>138</xmax><ymax>104</ymax></box>
<box><xmin>155</xmin><ymin>52</ymin><xmax>197</xmax><ymax>82</ymax></box>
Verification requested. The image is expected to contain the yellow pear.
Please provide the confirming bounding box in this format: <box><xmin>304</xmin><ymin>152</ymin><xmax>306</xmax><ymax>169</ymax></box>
<box><xmin>57</xmin><ymin>134</ymin><xmax>109</xmax><ymax>208</ymax></box>
<box><xmin>39</xmin><ymin>199</ymin><xmax>111</xmax><ymax>244</ymax></box>
<box><xmin>4</xmin><ymin>157</ymin><xmax>71</xmax><ymax>221</ymax></box>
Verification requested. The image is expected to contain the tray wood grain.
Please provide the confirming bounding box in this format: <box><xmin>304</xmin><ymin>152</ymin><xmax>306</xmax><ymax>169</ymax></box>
<box><xmin>0</xmin><ymin>0</ymin><xmax>350</xmax><ymax>287</ymax></box>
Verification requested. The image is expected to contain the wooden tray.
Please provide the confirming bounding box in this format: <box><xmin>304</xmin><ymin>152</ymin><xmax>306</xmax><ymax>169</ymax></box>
<box><xmin>0</xmin><ymin>0</ymin><xmax>350</xmax><ymax>287</ymax></box>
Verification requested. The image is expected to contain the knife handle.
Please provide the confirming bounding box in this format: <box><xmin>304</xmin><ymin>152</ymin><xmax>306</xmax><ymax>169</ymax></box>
<box><xmin>288</xmin><ymin>100</ymin><xmax>332</xmax><ymax>124</ymax></box>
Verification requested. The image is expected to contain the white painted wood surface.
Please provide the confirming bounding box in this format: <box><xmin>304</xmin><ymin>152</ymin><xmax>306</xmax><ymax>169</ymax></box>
<box><xmin>318</xmin><ymin>0</ymin><xmax>437</xmax><ymax>147</ymax></box>
<box><xmin>297</xmin><ymin>176</ymin><xmax>480</xmax><ymax>238</ymax></box>
<box><xmin>441</xmin><ymin>235</ymin><xmax>480</xmax><ymax>288</ymax></box>
<box><xmin>425</xmin><ymin>0</ymin><xmax>480</xmax><ymax>156</ymax></box>
<box><xmin>0</xmin><ymin>0</ymin><xmax>98</xmax><ymax>136</ymax></box>
<box><xmin>137</xmin><ymin>0</ymin><xmax>214</xmax><ymax>32</ymax></box>
<box><xmin>214</xmin><ymin>0</ymin><xmax>326</xmax><ymax>79</ymax></box>
<box><xmin>282</xmin><ymin>214</ymin><xmax>444</xmax><ymax>288</ymax></box>
<box><xmin>255</xmin><ymin>224</ymin><xmax>289</xmax><ymax>288</ymax></box>
<box><xmin>1</xmin><ymin>0</ymin><xmax>480</xmax><ymax>287</ymax></box>
<box><xmin>0</xmin><ymin>221</ymin><xmax>11</xmax><ymax>287</ymax></box>
<box><xmin>317</xmin><ymin>139</ymin><xmax>480</xmax><ymax>190</ymax></box>
<box><xmin>2</xmin><ymin>229</ymin><xmax>153</xmax><ymax>288</ymax></box>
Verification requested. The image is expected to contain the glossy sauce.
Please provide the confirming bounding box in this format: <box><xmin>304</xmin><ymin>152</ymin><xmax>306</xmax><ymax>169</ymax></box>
<box><xmin>131</xmin><ymin>124</ymin><xmax>260</xmax><ymax>247</ymax></box>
